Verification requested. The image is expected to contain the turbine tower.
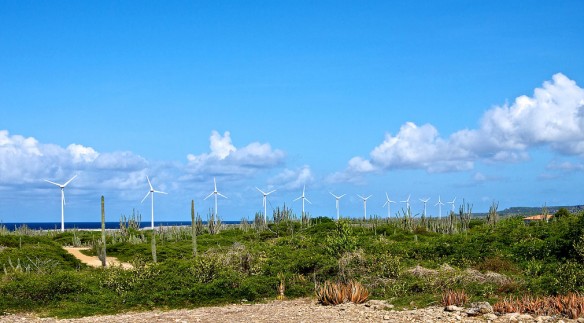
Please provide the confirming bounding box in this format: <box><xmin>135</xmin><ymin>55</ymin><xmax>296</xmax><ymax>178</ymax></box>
<box><xmin>400</xmin><ymin>194</ymin><xmax>411</xmax><ymax>215</ymax></box>
<box><xmin>382</xmin><ymin>193</ymin><xmax>396</xmax><ymax>219</ymax></box>
<box><xmin>435</xmin><ymin>195</ymin><xmax>445</xmax><ymax>218</ymax></box>
<box><xmin>256</xmin><ymin>187</ymin><xmax>276</xmax><ymax>223</ymax></box>
<box><xmin>357</xmin><ymin>194</ymin><xmax>372</xmax><ymax>219</ymax></box>
<box><xmin>44</xmin><ymin>175</ymin><xmax>77</xmax><ymax>232</ymax></box>
<box><xmin>330</xmin><ymin>192</ymin><xmax>346</xmax><ymax>220</ymax></box>
<box><xmin>447</xmin><ymin>197</ymin><xmax>457</xmax><ymax>214</ymax></box>
<box><xmin>204</xmin><ymin>177</ymin><xmax>227</xmax><ymax>218</ymax></box>
<box><xmin>419</xmin><ymin>197</ymin><xmax>431</xmax><ymax>217</ymax></box>
<box><xmin>141</xmin><ymin>176</ymin><xmax>168</xmax><ymax>229</ymax></box>
<box><xmin>293</xmin><ymin>185</ymin><xmax>311</xmax><ymax>218</ymax></box>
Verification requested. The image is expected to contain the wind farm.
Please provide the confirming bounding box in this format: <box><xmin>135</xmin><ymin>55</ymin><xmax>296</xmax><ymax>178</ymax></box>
<box><xmin>1</xmin><ymin>1</ymin><xmax>583</xmax><ymax>320</ymax></box>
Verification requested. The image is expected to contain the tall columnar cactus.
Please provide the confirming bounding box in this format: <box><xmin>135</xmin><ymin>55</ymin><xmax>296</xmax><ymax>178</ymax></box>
<box><xmin>100</xmin><ymin>195</ymin><xmax>107</xmax><ymax>267</ymax></box>
<box><xmin>151</xmin><ymin>230</ymin><xmax>157</xmax><ymax>263</ymax></box>
<box><xmin>191</xmin><ymin>199</ymin><xmax>197</xmax><ymax>258</ymax></box>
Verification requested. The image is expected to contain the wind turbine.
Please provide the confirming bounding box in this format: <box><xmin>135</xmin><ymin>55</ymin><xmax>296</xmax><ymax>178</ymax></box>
<box><xmin>256</xmin><ymin>187</ymin><xmax>276</xmax><ymax>223</ymax></box>
<box><xmin>357</xmin><ymin>194</ymin><xmax>372</xmax><ymax>219</ymax></box>
<box><xmin>330</xmin><ymin>192</ymin><xmax>346</xmax><ymax>220</ymax></box>
<box><xmin>382</xmin><ymin>193</ymin><xmax>396</xmax><ymax>219</ymax></box>
<box><xmin>419</xmin><ymin>197</ymin><xmax>431</xmax><ymax>217</ymax></box>
<box><xmin>141</xmin><ymin>176</ymin><xmax>168</xmax><ymax>229</ymax></box>
<box><xmin>435</xmin><ymin>195</ymin><xmax>445</xmax><ymax>218</ymax></box>
<box><xmin>204</xmin><ymin>177</ymin><xmax>227</xmax><ymax>218</ymax></box>
<box><xmin>447</xmin><ymin>197</ymin><xmax>457</xmax><ymax>214</ymax></box>
<box><xmin>293</xmin><ymin>185</ymin><xmax>311</xmax><ymax>218</ymax></box>
<box><xmin>44</xmin><ymin>175</ymin><xmax>77</xmax><ymax>232</ymax></box>
<box><xmin>400</xmin><ymin>194</ymin><xmax>411</xmax><ymax>215</ymax></box>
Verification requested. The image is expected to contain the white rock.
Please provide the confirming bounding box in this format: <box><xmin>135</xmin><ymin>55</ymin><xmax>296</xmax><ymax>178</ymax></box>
<box><xmin>445</xmin><ymin>305</ymin><xmax>464</xmax><ymax>312</ymax></box>
<box><xmin>483</xmin><ymin>313</ymin><xmax>498</xmax><ymax>320</ymax></box>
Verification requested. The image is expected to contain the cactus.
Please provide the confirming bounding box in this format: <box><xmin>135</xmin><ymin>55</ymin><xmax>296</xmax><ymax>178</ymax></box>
<box><xmin>191</xmin><ymin>199</ymin><xmax>197</xmax><ymax>258</ymax></box>
<box><xmin>98</xmin><ymin>196</ymin><xmax>107</xmax><ymax>267</ymax></box>
<box><xmin>151</xmin><ymin>230</ymin><xmax>157</xmax><ymax>263</ymax></box>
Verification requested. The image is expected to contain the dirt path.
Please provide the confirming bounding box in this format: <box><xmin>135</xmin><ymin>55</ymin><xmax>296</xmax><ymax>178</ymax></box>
<box><xmin>0</xmin><ymin>298</ymin><xmax>576</xmax><ymax>322</ymax></box>
<box><xmin>63</xmin><ymin>247</ymin><xmax>133</xmax><ymax>269</ymax></box>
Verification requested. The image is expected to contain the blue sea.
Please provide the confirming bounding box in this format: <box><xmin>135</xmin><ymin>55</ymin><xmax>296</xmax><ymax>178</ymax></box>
<box><xmin>0</xmin><ymin>221</ymin><xmax>241</xmax><ymax>231</ymax></box>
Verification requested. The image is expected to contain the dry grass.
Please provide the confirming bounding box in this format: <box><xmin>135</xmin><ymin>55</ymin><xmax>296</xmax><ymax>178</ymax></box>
<box><xmin>315</xmin><ymin>280</ymin><xmax>369</xmax><ymax>305</ymax></box>
<box><xmin>441</xmin><ymin>289</ymin><xmax>468</xmax><ymax>307</ymax></box>
<box><xmin>493</xmin><ymin>293</ymin><xmax>584</xmax><ymax>319</ymax></box>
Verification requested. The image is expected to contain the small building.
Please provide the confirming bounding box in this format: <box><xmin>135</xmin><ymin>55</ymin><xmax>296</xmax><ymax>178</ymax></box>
<box><xmin>523</xmin><ymin>214</ymin><xmax>553</xmax><ymax>224</ymax></box>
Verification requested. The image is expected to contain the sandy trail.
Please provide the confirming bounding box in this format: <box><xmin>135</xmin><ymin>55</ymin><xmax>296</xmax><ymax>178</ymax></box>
<box><xmin>63</xmin><ymin>247</ymin><xmax>133</xmax><ymax>269</ymax></box>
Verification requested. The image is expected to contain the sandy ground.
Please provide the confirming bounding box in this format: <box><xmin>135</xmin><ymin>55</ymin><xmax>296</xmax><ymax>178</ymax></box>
<box><xmin>63</xmin><ymin>247</ymin><xmax>133</xmax><ymax>269</ymax></box>
<box><xmin>1</xmin><ymin>298</ymin><xmax>580</xmax><ymax>322</ymax></box>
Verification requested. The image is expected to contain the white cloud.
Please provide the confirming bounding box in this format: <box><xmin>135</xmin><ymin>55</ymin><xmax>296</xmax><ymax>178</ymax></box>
<box><xmin>546</xmin><ymin>160</ymin><xmax>584</xmax><ymax>172</ymax></box>
<box><xmin>269</xmin><ymin>165</ymin><xmax>313</xmax><ymax>191</ymax></box>
<box><xmin>0</xmin><ymin>130</ymin><xmax>148</xmax><ymax>191</ymax></box>
<box><xmin>186</xmin><ymin>130</ymin><xmax>285</xmax><ymax>176</ymax></box>
<box><xmin>334</xmin><ymin>73</ymin><xmax>584</xmax><ymax>180</ymax></box>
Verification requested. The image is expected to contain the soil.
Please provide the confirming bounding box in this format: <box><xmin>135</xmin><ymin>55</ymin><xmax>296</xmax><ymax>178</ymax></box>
<box><xmin>63</xmin><ymin>247</ymin><xmax>133</xmax><ymax>269</ymax></box>
<box><xmin>1</xmin><ymin>298</ymin><xmax>581</xmax><ymax>322</ymax></box>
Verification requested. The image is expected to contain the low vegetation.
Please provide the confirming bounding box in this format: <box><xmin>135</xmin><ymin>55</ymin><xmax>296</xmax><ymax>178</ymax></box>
<box><xmin>0</xmin><ymin>207</ymin><xmax>583</xmax><ymax>318</ymax></box>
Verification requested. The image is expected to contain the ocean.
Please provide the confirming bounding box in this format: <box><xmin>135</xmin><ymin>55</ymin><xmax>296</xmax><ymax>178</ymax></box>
<box><xmin>0</xmin><ymin>221</ymin><xmax>242</xmax><ymax>231</ymax></box>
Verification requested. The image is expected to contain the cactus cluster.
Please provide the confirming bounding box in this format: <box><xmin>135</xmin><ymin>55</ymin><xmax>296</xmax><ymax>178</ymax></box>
<box><xmin>493</xmin><ymin>293</ymin><xmax>584</xmax><ymax>319</ymax></box>
<box><xmin>315</xmin><ymin>280</ymin><xmax>369</xmax><ymax>305</ymax></box>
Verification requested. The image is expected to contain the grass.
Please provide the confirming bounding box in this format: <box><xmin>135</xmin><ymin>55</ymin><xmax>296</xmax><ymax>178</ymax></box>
<box><xmin>0</xmin><ymin>210</ymin><xmax>583</xmax><ymax>318</ymax></box>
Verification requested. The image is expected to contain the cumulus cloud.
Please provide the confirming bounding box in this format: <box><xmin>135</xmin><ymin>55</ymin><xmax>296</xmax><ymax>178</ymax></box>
<box><xmin>269</xmin><ymin>165</ymin><xmax>313</xmax><ymax>191</ymax></box>
<box><xmin>0</xmin><ymin>130</ymin><xmax>148</xmax><ymax>190</ymax></box>
<box><xmin>185</xmin><ymin>131</ymin><xmax>285</xmax><ymax>176</ymax></box>
<box><xmin>335</xmin><ymin>73</ymin><xmax>584</xmax><ymax>180</ymax></box>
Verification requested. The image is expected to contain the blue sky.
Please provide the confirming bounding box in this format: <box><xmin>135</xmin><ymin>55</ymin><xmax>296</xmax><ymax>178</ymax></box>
<box><xmin>1</xmin><ymin>1</ymin><xmax>584</xmax><ymax>223</ymax></box>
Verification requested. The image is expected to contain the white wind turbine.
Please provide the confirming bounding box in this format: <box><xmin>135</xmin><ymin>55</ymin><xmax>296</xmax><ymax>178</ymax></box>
<box><xmin>400</xmin><ymin>194</ymin><xmax>411</xmax><ymax>215</ymax></box>
<box><xmin>141</xmin><ymin>176</ymin><xmax>168</xmax><ymax>229</ymax></box>
<box><xmin>256</xmin><ymin>187</ymin><xmax>276</xmax><ymax>223</ymax></box>
<box><xmin>44</xmin><ymin>175</ymin><xmax>77</xmax><ymax>232</ymax></box>
<box><xmin>447</xmin><ymin>197</ymin><xmax>457</xmax><ymax>214</ymax></box>
<box><xmin>330</xmin><ymin>192</ymin><xmax>346</xmax><ymax>220</ymax></box>
<box><xmin>293</xmin><ymin>185</ymin><xmax>311</xmax><ymax>218</ymax></box>
<box><xmin>419</xmin><ymin>197</ymin><xmax>431</xmax><ymax>217</ymax></box>
<box><xmin>435</xmin><ymin>195</ymin><xmax>445</xmax><ymax>218</ymax></box>
<box><xmin>204</xmin><ymin>177</ymin><xmax>227</xmax><ymax>218</ymax></box>
<box><xmin>357</xmin><ymin>194</ymin><xmax>372</xmax><ymax>219</ymax></box>
<box><xmin>382</xmin><ymin>193</ymin><xmax>396</xmax><ymax>219</ymax></box>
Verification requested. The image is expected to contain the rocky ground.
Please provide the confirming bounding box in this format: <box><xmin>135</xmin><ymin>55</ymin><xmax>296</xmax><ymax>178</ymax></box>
<box><xmin>2</xmin><ymin>298</ymin><xmax>583</xmax><ymax>323</ymax></box>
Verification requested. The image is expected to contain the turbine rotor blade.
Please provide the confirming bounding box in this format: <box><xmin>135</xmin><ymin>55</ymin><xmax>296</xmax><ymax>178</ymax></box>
<box><xmin>141</xmin><ymin>191</ymin><xmax>151</xmax><ymax>203</ymax></box>
<box><xmin>339</xmin><ymin>194</ymin><xmax>346</xmax><ymax>198</ymax></box>
<box><xmin>63</xmin><ymin>174</ymin><xmax>78</xmax><ymax>187</ymax></box>
<box><xmin>153</xmin><ymin>190</ymin><xmax>168</xmax><ymax>195</ymax></box>
<box><xmin>266</xmin><ymin>190</ymin><xmax>276</xmax><ymax>195</ymax></box>
<box><xmin>204</xmin><ymin>192</ymin><xmax>214</xmax><ymax>200</ymax></box>
<box><xmin>304</xmin><ymin>198</ymin><xmax>312</xmax><ymax>204</ymax></box>
<box><xmin>217</xmin><ymin>192</ymin><xmax>228</xmax><ymax>199</ymax></box>
<box><xmin>293</xmin><ymin>196</ymin><xmax>302</xmax><ymax>202</ymax></box>
<box><xmin>44</xmin><ymin>179</ymin><xmax>62</xmax><ymax>187</ymax></box>
<box><xmin>256</xmin><ymin>187</ymin><xmax>265</xmax><ymax>195</ymax></box>
<box><xmin>146</xmin><ymin>176</ymin><xmax>153</xmax><ymax>190</ymax></box>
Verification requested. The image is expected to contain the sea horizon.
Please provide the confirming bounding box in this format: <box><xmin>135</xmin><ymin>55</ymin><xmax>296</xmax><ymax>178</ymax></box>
<box><xmin>0</xmin><ymin>221</ymin><xmax>242</xmax><ymax>231</ymax></box>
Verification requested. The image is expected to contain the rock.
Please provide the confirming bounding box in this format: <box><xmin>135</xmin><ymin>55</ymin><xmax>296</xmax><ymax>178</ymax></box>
<box><xmin>445</xmin><ymin>305</ymin><xmax>464</xmax><ymax>312</ymax></box>
<box><xmin>470</xmin><ymin>301</ymin><xmax>494</xmax><ymax>314</ymax></box>
<box><xmin>483</xmin><ymin>313</ymin><xmax>498</xmax><ymax>321</ymax></box>
<box><xmin>518</xmin><ymin>314</ymin><xmax>534</xmax><ymax>321</ymax></box>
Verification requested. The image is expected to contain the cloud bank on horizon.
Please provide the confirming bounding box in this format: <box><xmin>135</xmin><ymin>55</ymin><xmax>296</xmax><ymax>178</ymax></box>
<box><xmin>330</xmin><ymin>73</ymin><xmax>584</xmax><ymax>182</ymax></box>
<box><xmin>1</xmin><ymin>73</ymin><xmax>583</xmax><ymax>198</ymax></box>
